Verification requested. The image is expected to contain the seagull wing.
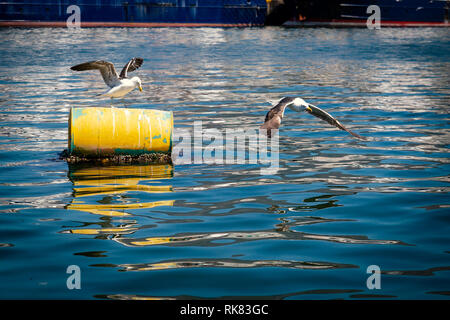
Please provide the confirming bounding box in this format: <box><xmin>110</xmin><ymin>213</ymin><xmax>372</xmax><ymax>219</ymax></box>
<box><xmin>70</xmin><ymin>60</ymin><xmax>120</xmax><ymax>88</ymax></box>
<box><xmin>260</xmin><ymin>98</ymin><xmax>294</xmax><ymax>137</ymax></box>
<box><xmin>261</xmin><ymin>109</ymin><xmax>282</xmax><ymax>129</ymax></box>
<box><xmin>305</xmin><ymin>104</ymin><xmax>365</xmax><ymax>139</ymax></box>
<box><xmin>263</xmin><ymin>98</ymin><xmax>293</xmax><ymax>123</ymax></box>
<box><xmin>119</xmin><ymin>57</ymin><xmax>144</xmax><ymax>79</ymax></box>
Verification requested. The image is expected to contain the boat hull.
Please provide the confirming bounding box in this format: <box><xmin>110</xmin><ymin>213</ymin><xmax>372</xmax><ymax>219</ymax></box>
<box><xmin>0</xmin><ymin>0</ymin><xmax>267</xmax><ymax>27</ymax></box>
<box><xmin>284</xmin><ymin>0</ymin><xmax>449</xmax><ymax>27</ymax></box>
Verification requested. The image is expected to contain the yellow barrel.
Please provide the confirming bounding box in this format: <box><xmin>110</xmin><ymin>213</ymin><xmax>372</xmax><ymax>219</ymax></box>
<box><xmin>69</xmin><ymin>107</ymin><xmax>173</xmax><ymax>156</ymax></box>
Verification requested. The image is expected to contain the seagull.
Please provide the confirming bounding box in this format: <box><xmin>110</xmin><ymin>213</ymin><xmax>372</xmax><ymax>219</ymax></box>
<box><xmin>260</xmin><ymin>97</ymin><xmax>365</xmax><ymax>139</ymax></box>
<box><xmin>70</xmin><ymin>57</ymin><xmax>144</xmax><ymax>98</ymax></box>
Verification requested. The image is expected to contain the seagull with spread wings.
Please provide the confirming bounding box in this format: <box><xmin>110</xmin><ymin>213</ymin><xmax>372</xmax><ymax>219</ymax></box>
<box><xmin>70</xmin><ymin>57</ymin><xmax>144</xmax><ymax>98</ymax></box>
<box><xmin>261</xmin><ymin>97</ymin><xmax>365</xmax><ymax>139</ymax></box>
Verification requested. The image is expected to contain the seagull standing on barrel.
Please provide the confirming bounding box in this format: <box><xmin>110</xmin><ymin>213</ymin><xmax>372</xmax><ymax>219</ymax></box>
<box><xmin>70</xmin><ymin>57</ymin><xmax>144</xmax><ymax>98</ymax></box>
<box><xmin>261</xmin><ymin>97</ymin><xmax>365</xmax><ymax>139</ymax></box>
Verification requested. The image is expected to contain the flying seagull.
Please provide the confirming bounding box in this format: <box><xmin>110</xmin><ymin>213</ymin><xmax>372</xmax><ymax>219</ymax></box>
<box><xmin>70</xmin><ymin>57</ymin><xmax>144</xmax><ymax>98</ymax></box>
<box><xmin>261</xmin><ymin>97</ymin><xmax>364</xmax><ymax>139</ymax></box>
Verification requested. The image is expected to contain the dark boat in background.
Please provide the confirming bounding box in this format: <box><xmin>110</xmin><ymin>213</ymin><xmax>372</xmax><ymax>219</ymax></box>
<box><xmin>1</xmin><ymin>0</ymin><xmax>448</xmax><ymax>27</ymax></box>
<box><xmin>0</xmin><ymin>0</ymin><xmax>267</xmax><ymax>27</ymax></box>
<box><xmin>281</xmin><ymin>0</ymin><xmax>449</xmax><ymax>27</ymax></box>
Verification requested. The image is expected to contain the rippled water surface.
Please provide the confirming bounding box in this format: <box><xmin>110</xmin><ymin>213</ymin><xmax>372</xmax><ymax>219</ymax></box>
<box><xmin>0</xmin><ymin>27</ymin><xmax>449</xmax><ymax>299</ymax></box>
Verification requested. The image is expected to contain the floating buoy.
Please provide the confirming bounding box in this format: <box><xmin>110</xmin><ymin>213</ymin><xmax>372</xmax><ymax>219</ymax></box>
<box><xmin>68</xmin><ymin>107</ymin><xmax>173</xmax><ymax>161</ymax></box>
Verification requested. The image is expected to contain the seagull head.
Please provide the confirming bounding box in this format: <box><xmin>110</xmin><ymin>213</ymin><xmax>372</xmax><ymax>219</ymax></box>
<box><xmin>131</xmin><ymin>76</ymin><xmax>143</xmax><ymax>92</ymax></box>
<box><xmin>285</xmin><ymin>97</ymin><xmax>313</xmax><ymax>112</ymax></box>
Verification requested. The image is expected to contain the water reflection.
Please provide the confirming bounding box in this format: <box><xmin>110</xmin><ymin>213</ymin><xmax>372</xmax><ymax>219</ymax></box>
<box><xmin>93</xmin><ymin>258</ymin><xmax>357</xmax><ymax>272</ymax></box>
<box><xmin>97</xmin><ymin>289</ymin><xmax>365</xmax><ymax>300</ymax></box>
<box><xmin>113</xmin><ymin>219</ymin><xmax>409</xmax><ymax>248</ymax></box>
<box><xmin>63</xmin><ymin>163</ymin><xmax>411</xmax><ymax>248</ymax></box>
<box><xmin>69</xmin><ymin>165</ymin><xmax>173</xmax><ymax>198</ymax></box>
<box><xmin>382</xmin><ymin>266</ymin><xmax>450</xmax><ymax>277</ymax></box>
<box><xmin>63</xmin><ymin>163</ymin><xmax>174</xmax><ymax>234</ymax></box>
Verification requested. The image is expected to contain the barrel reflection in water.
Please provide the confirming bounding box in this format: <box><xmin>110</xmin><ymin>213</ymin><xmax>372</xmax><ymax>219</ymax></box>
<box><xmin>64</xmin><ymin>164</ymin><xmax>174</xmax><ymax>236</ymax></box>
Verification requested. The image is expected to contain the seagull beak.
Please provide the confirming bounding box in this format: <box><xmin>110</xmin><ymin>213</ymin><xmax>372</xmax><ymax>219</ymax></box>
<box><xmin>139</xmin><ymin>85</ymin><xmax>143</xmax><ymax>92</ymax></box>
<box><xmin>305</xmin><ymin>105</ymin><xmax>313</xmax><ymax>112</ymax></box>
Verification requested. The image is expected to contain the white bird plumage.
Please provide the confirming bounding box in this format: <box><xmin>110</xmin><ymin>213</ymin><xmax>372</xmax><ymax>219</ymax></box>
<box><xmin>100</xmin><ymin>76</ymin><xmax>142</xmax><ymax>98</ymax></box>
<box><xmin>261</xmin><ymin>96</ymin><xmax>365</xmax><ymax>139</ymax></box>
<box><xmin>70</xmin><ymin>57</ymin><xmax>144</xmax><ymax>98</ymax></box>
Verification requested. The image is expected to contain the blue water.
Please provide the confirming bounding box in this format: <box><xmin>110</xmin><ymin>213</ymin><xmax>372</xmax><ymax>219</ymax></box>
<box><xmin>0</xmin><ymin>27</ymin><xmax>449</xmax><ymax>300</ymax></box>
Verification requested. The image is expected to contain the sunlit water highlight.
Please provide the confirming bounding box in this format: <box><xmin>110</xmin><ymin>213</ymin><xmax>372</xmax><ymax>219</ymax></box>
<box><xmin>0</xmin><ymin>27</ymin><xmax>449</xmax><ymax>299</ymax></box>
